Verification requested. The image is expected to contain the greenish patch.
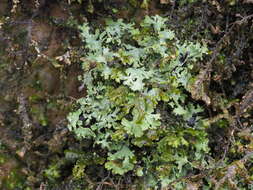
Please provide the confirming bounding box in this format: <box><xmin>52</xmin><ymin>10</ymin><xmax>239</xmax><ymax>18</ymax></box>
<box><xmin>0</xmin><ymin>153</ymin><xmax>26</xmax><ymax>190</ymax></box>
<box><xmin>44</xmin><ymin>162</ymin><xmax>62</xmax><ymax>181</ymax></box>
<box><xmin>67</xmin><ymin>15</ymin><xmax>209</xmax><ymax>188</ymax></box>
<box><xmin>30</xmin><ymin>105</ymin><xmax>48</xmax><ymax>126</ymax></box>
<box><xmin>179</xmin><ymin>0</ymin><xmax>201</xmax><ymax>6</ymax></box>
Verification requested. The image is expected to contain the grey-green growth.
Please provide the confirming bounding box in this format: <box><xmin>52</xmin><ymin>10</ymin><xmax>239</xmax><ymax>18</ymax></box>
<box><xmin>68</xmin><ymin>15</ymin><xmax>209</xmax><ymax>188</ymax></box>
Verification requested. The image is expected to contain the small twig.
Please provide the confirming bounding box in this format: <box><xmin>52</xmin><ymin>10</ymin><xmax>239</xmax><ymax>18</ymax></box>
<box><xmin>96</xmin><ymin>173</ymin><xmax>111</xmax><ymax>190</ymax></box>
<box><xmin>84</xmin><ymin>173</ymin><xmax>95</xmax><ymax>187</ymax></box>
<box><xmin>18</xmin><ymin>93</ymin><xmax>33</xmax><ymax>151</ymax></box>
<box><xmin>214</xmin><ymin>151</ymin><xmax>253</xmax><ymax>190</ymax></box>
<box><xmin>234</xmin><ymin>14</ymin><xmax>253</xmax><ymax>26</ymax></box>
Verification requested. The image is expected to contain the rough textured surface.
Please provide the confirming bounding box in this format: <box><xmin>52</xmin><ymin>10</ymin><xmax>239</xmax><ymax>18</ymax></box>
<box><xmin>0</xmin><ymin>0</ymin><xmax>252</xmax><ymax>189</ymax></box>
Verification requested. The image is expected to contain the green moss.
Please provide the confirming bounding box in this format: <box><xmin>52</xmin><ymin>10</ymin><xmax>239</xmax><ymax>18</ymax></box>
<box><xmin>2</xmin><ymin>170</ymin><xmax>25</xmax><ymax>189</ymax></box>
<box><xmin>0</xmin><ymin>153</ymin><xmax>26</xmax><ymax>190</ymax></box>
<box><xmin>30</xmin><ymin>105</ymin><xmax>48</xmax><ymax>126</ymax></box>
<box><xmin>44</xmin><ymin>163</ymin><xmax>61</xmax><ymax>181</ymax></box>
